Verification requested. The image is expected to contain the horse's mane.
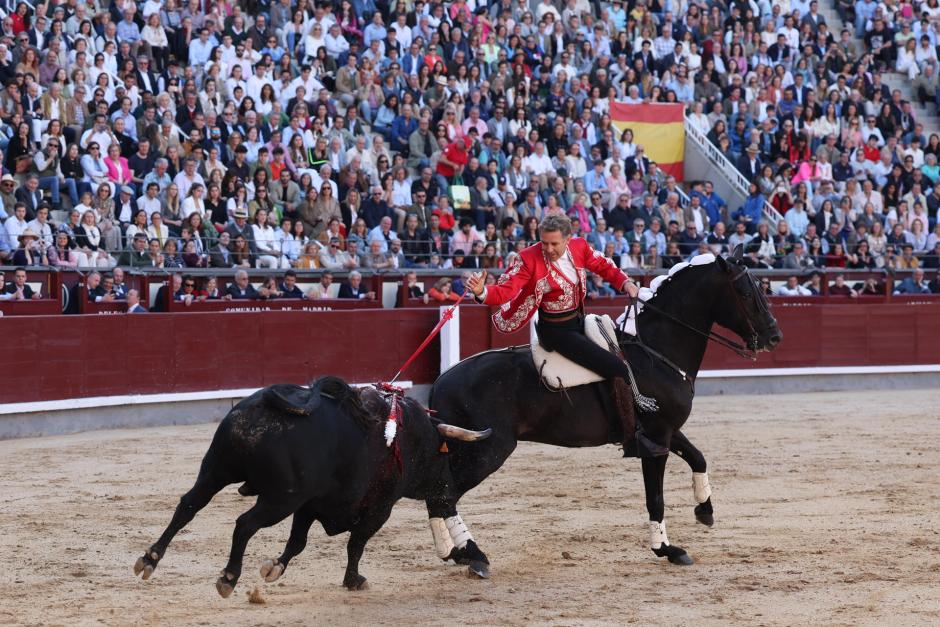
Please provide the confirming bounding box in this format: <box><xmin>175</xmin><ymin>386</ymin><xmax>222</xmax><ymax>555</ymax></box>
<box><xmin>618</xmin><ymin>253</ymin><xmax>717</xmax><ymax>334</ymax></box>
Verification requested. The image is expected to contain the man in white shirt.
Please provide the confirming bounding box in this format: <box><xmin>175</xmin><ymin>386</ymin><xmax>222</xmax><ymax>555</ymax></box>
<box><xmin>27</xmin><ymin>204</ymin><xmax>54</xmax><ymax>248</ymax></box>
<box><xmin>390</xmin><ymin>13</ymin><xmax>413</xmax><ymax>49</ymax></box>
<box><xmin>523</xmin><ymin>142</ymin><xmax>555</xmax><ymax>190</ymax></box>
<box><xmin>324</xmin><ymin>23</ymin><xmax>350</xmax><ymax>57</ymax></box>
<box><xmin>135</xmin><ymin>182</ymin><xmax>161</xmax><ymax>219</ymax></box>
<box><xmin>173</xmin><ymin>158</ymin><xmax>205</xmax><ymax>200</ymax></box>
<box><xmin>80</xmin><ymin>115</ymin><xmax>117</xmax><ymax>153</ymax></box>
<box><xmin>246</xmin><ymin>62</ymin><xmax>272</xmax><ymax>103</ymax></box>
<box><xmin>776</xmin><ymin>276</ymin><xmax>812</xmax><ymax>296</ymax></box>
<box><xmin>367</xmin><ymin>216</ymin><xmax>398</xmax><ymax>253</ymax></box>
<box><xmin>287</xmin><ymin>65</ymin><xmax>324</xmax><ymax>103</ymax></box>
<box><xmin>3</xmin><ymin>202</ymin><xmax>28</xmax><ymax>245</ymax></box>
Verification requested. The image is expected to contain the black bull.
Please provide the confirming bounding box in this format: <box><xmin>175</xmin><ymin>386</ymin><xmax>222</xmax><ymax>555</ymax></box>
<box><xmin>133</xmin><ymin>377</ymin><xmax>489</xmax><ymax>596</ymax></box>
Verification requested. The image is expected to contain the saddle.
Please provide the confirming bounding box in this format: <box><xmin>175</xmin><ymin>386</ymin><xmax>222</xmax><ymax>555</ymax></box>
<box><xmin>530</xmin><ymin>313</ymin><xmax>666</xmax><ymax>457</ymax></box>
<box><xmin>530</xmin><ymin>313</ymin><xmax>617</xmax><ymax>390</ymax></box>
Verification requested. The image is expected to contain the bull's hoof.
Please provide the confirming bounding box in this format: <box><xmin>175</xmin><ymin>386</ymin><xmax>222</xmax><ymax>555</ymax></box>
<box><xmin>694</xmin><ymin>503</ymin><xmax>714</xmax><ymax>527</ymax></box>
<box><xmin>467</xmin><ymin>560</ymin><xmax>490</xmax><ymax>579</ymax></box>
<box><xmin>260</xmin><ymin>559</ymin><xmax>285</xmax><ymax>582</ymax></box>
<box><xmin>343</xmin><ymin>574</ymin><xmax>368</xmax><ymax>590</ymax></box>
<box><xmin>653</xmin><ymin>545</ymin><xmax>694</xmax><ymax>566</ymax></box>
<box><xmin>216</xmin><ymin>570</ymin><xmax>236</xmax><ymax>598</ymax></box>
<box><xmin>134</xmin><ymin>550</ymin><xmax>160</xmax><ymax>580</ymax></box>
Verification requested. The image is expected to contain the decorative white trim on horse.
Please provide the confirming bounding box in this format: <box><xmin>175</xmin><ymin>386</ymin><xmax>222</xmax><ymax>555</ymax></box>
<box><xmin>649</xmin><ymin>520</ymin><xmax>670</xmax><ymax>549</ymax></box>
<box><xmin>617</xmin><ymin>253</ymin><xmax>716</xmax><ymax>336</ymax></box>
<box><xmin>429</xmin><ymin>517</ymin><xmax>455</xmax><ymax>559</ymax></box>
<box><xmin>692</xmin><ymin>472</ymin><xmax>712</xmax><ymax>503</ymax></box>
<box><xmin>445</xmin><ymin>514</ymin><xmax>473</xmax><ymax>549</ymax></box>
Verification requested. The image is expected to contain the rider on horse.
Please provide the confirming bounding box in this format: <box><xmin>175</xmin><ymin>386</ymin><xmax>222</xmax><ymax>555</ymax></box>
<box><xmin>466</xmin><ymin>213</ymin><xmax>666</xmax><ymax>455</ymax></box>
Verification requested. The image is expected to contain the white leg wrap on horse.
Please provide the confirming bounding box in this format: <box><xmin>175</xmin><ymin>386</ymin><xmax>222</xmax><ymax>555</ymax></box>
<box><xmin>429</xmin><ymin>518</ymin><xmax>455</xmax><ymax>559</ymax></box>
<box><xmin>650</xmin><ymin>520</ymin><xmax>670</xmax><ymax>549</ymax></box>
<box><xmin>692</xmin><ymin>472</ymin><xmax>712</xmax><ymax>503</ymax></box>
<box><xmin>445</xmin><ymin>515</ymin><xmax>473</xmax><ymax>549</ymax></box>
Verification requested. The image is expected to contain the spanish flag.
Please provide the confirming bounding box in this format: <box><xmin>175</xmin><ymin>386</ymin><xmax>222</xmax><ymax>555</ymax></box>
<box><xmin>610</xmin><ymin>103</ymin><xmax>685</xmax><ymax>181</ymax></box>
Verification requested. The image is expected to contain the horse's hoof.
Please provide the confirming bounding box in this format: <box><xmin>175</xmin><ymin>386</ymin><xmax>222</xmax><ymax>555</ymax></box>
<box><xmin>134</xmin><ymin>551</ymin><xmax>159</xmax><ymax>579</ymax></box>
<box><xmin>260</xmin><ymin>559</ymin><xmax>285</xmax><ymax>582</ymax></box>
<box><xmin>695</xmin><ymin>501</ymin><xmax>714</xmax><ymax>527</ymax></box>
<box><xmin>669</xmin><ymin>552</ymin><xmax>694</xmax><ymax>566</ymax></box>
<box><xmin>653</xmin><ymin>545</ymin><xmax>694</xmax><ymax>566</ymax></box>
<box><xmin>216</xmin><ymin>570</ymin><xmax>236</xmax><ymax>598</ymax></box>
<box><xmin>695</xmin><ymin>511</ymin><xmax>714</xmax><ymax>527</ymax></box>
<box><xmin>446</xmin><ymin>547</ymin><xmax>468</xmax><ymax>565</ymax></box>
<box><xmin>216</xmin><ymin>579</ymin><xmax>234</xmax><ymax>598</ymax></box>
<box><xmin>343</xmin><ymin>574</ymin><xmax>368</xmax><ymax>590</ymax></box>
<box><xmin>468</xmin><ymin>560</ymin><xmax>490</xmax><ymax>579</ymax></box>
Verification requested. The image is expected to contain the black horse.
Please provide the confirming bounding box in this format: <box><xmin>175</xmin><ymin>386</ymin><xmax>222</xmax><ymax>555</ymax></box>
<box><xmin>425</xmin><ymin>249</ymin><xmax>782</xmax><ymax>576</ymax></box>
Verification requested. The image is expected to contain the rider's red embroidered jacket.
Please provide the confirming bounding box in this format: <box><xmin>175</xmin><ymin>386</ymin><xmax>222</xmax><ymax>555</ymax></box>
<box><xmin>482</xmin><ymin>237</ymin><xmax>629</xmax><ymax>333</ymax></box>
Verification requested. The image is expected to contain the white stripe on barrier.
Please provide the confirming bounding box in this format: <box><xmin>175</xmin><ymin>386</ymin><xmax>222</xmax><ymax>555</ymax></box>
<box><xmin>3</xmin><ymin>364</ymin><xmax>938</xmax><ymax>416</ymax></box>
<box><xmin>697</xmin><ymin>365</ymin><xmax>940</xmax><ymax>378</ymax></box>
<box><xmin>0</xmin><ymin>381</ymin><xmax>413</xmax><ymax>416</ymax></box>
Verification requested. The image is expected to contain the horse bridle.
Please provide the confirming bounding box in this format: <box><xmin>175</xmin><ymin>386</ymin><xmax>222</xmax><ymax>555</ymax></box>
<box><xmin>623</xmin><ymin>263</ymin><xmax>767</xmax><ymax>361</ymax></box>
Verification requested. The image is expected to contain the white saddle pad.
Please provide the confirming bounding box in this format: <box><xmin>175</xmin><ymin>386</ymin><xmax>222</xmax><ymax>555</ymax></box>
<box><xmin>530</xmin><ymin>313</ymin><xmax>618</xmax><ymax>389</ymax></box>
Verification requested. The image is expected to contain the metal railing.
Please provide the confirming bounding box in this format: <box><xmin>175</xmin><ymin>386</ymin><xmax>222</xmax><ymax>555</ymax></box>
<box><xmin>684</xmin><ymin>115</ymin><xmax>785</xmax><ymax>225</ymax></box>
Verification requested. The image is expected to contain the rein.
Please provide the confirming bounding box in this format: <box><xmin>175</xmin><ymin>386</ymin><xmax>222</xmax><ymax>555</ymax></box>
<box><xmin>620</xmin><ymin>265</ymin><xmax>762</xmax><ymax>370</ymax></box>
<box><xmin>628</xmin><ymin>297</ymin><xmax>756</xmax><ymax>361</ymax></box>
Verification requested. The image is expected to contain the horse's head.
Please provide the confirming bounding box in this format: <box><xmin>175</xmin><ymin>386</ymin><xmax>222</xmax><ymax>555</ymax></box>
<box><xmin>714</xmin><ymin>246</ymin><xmax>782</xmax><ymax>354</ymax></box>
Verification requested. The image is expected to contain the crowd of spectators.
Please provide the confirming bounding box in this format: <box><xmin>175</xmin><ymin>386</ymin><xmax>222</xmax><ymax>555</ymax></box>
<box><xmin>0</xmin><ymin>0</ymin><xmax>938</xmax><ymax>301</ymax></box>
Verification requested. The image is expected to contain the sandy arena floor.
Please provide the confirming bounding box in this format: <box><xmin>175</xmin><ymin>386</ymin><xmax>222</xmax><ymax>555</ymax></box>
<box><xmin>1</xmin><ymin>390</ymin><xmax>939</xmax><ymax>626</ymax></box>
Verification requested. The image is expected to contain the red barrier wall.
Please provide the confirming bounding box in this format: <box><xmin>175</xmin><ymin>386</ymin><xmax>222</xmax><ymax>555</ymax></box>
<box><xmin>3</xmin><ymin>303</ymin><xmax>939</xmax><ymax>404</ymax></box>
<box><xmin>1</xmin><ymin>309</ymin><xmax>439</xmax><ymax>404</ymax></box>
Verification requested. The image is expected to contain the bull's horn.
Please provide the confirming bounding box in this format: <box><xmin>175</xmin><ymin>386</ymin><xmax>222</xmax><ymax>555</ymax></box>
<box><xmin>436</xmin><ymin>424</ymin><xmax>492</xmax><ymax>441</ymax></box>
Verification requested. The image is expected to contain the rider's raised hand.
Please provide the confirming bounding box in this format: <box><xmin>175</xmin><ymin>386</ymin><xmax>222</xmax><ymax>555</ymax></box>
<box><xmin>467</xmin><ymin>270</ymin><xmax>488</xmax><ymax>297</ymax></box>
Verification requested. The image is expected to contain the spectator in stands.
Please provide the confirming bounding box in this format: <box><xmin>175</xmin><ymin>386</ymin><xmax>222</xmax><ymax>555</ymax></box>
<box><xmin>11</xmin><ymin>229</ymin><xmax>47</xmax><ymax>266</ymax></box>
<box><xmin>320</xmin><ymin>236</ymin><xmax>353</xmax><ymax>270</ymax></box>
<box><xmin>307</xmin><ymin>272</ymin><xmax>334</xmax><ymax>299</ymax></box>
<box><xmin>830</xmin><ymin>275</ymin><xmax>859</xmax><ymax>298</ymax></box>
<box><xmin>224</xmin><ymin>270</ymin><xmax>261</xmax><ymax>300</ymax></box>
<box><xmin>3</xmin><ymin>267</ymin><xmax>41</xmax><ymax>300</ymax></box>
<box><xmin>678</xmin><ymin>223</ymin><xmax>704</xmax><ymax>255</ymax></box>
<box><xmin>894</xmin><ymin>268</ymin><xmax>932</xmax><ymax>294</ymax></box>
<box><xmin>338</xmin><ymin>270</ymin><xmax>375</xmax><ymax>300</ymax></box>
<box><xmin>734</xmin><ymin>183</ymin><xmax>766</xmax><ymax>234</ymax></box>
<box><xmin>85</xmin><ymin>271</ymin><xmax>112</xmax><ymax>303</ymax></box>
<box><xmin>783</xmin><ymin>241</ymin><xmax>816</xmax><ymax>270</ymax></box>
<box><xmin>229</xmin><ymin>234</ymin><xmax>254</xmax><ymax>269</ymax></box>
<box><xmin>175</xmin><ymin>275</ymin><xmax>198</xmax><ymax>306</ymax></box>
<box><xmin>111</xmin><ymin>268</ymin><xmax>128</xmax><ymax>299</ymax></box>
<box><xmin>777</xmin><ymin>276</ymin><xmax>813</xmax><ymax>296</ymax></box>
<box><xmin>119</xmin><ymin>233</ymin><xmax>151</xmax><ymax>267</ymax></box>
<box><xmin>427</xmin><ymin>277</ymin><xmax>461</xmax><ymax>303</ymax></box>
<box><xmin>209</xmin><ymin>232</ymin><xmax>234</xmax><ymax>268</ymax></box>
<box><xmin>126</xmin><ymin>289</ymin><xmax>148</xmax><ymax>313</ymax></box>
<box><xmin>279</xmin><ymin>270</ymin><xmax>307</xmax><ymax>299</ymax></box>
<box><xmin>27</xmin><ymin>204</ymin><xmax>53</xmax><ymax>248</ymax></box>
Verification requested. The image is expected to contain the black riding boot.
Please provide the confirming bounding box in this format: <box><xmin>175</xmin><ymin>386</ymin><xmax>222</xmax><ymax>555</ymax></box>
<box><xmin>613</xmin><ymin>378</ymin><xmax>668</xmax><ymax>458</ymax></box>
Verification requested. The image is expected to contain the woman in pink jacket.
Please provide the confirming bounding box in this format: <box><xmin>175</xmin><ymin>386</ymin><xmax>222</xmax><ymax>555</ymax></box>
<box><xmin>104</xmin><ymin>143</ymin><xmax>134</xmax><ymax>196</ymax></box>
